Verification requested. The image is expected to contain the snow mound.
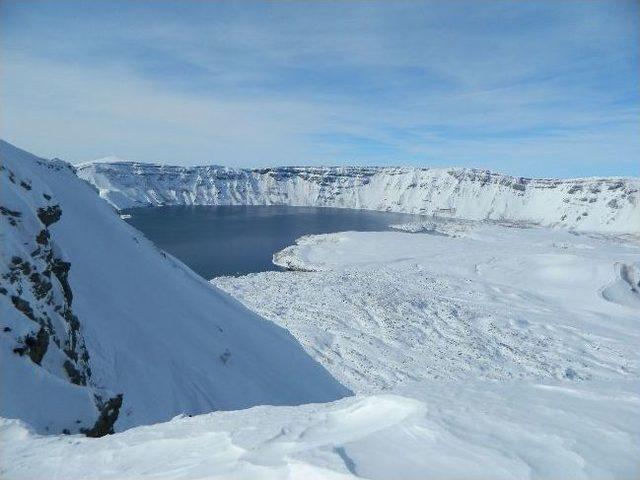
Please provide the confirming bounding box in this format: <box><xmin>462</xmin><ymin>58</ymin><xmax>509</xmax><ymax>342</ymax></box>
<box><xmin>3</xmin><ymin>380</ymin><xmax>638</xmax><ymax>479</ymax></box>
<box><xmin>601</xmin><ymin>262</ymin><xmax>640</xmax><ymax>308</ymax></box>
<box><xmin>0</xmin><ymin>140</ymin><xmax>349</xmax><ymax>435</ymax></box>
<box><xmin>389</xmin><ymin>219</ymin><xmax>471</xmax><ymax>236</ymax></box>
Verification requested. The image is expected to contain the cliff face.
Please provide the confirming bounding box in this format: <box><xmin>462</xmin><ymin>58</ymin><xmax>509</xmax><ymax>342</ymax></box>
<box><xmin>0</xmin><ymin>141</ymin><xmax>349</xmax><ymax>436</ymax></box>
<box><xmin>1</xmin><ymin>153</ymin><xmax>105</xmax><ymax>436</ymax></box>
<box><xmin>78</xmin><ymin>162</ymin><xmax>639</xmax><ymax>233</ymax></box>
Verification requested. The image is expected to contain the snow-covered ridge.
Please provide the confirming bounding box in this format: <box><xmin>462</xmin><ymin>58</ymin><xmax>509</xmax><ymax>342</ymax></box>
<box><xmin>0</xmin><ymin>140</ymin><xmax>349</xmax><ymax>436</ymax></box>
<box><xmin>6</xmin><ymin>379</ymin><xmax>639</xmax><ymax>479</ymax></box>
<box><xmin>77</xmin><ymin>161</ymin><xmax>640</xmax><ymax>233</ymax></box>
<box><xmin>76</xmin><ymin>155</ymin><xmax>131</xmax><ymax>166</ymax></box>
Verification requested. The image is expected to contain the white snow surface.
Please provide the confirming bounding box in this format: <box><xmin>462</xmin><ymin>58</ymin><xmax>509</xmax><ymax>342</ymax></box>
<box><xmin>77</xmin><ymin>161</ymin><xmax>640</xmax><ymax>233</ymax></box>
<box><xmin>76</xmin><ymin>155</ymin><xmax>131</xmax><ymax>166</ymax></box>
<box><xmin>4</xmin><ymin>379</ymin><xmax>638</xmax><ymax>480</ymax></box>
<box><xmin>3</xmin><ymin>141</ymin><xmax>640</xmax><ymax>479</ymax></box>
<box><xmin>214</xmin><ymin>226</ymin><xmax>639</xmax><ymax>478</ymax></box>
<box><xmin>218</xmin><ymin>227</ymin><xmax>640</xmax><ymax>391</ymax></box>
<box><xmin>0</xmin><ymin>140</ymin><xmax>349</xmax><ymax>436</ymax></box>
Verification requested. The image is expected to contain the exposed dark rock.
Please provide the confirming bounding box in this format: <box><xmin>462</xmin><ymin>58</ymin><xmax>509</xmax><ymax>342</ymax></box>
<box><xmin>20</xmin><ymin>180</ymin><xmax>32</xmax><ymax>190</ymax></box>
<box><xmin>0</xmin><ymin>206</ymin><xmax>22</xmax><ymax>218</ymax></box>
<box><xmin>37</xmin><ymin>205</ymin><xmax>62</xmax><ymax>226</ymax></box>
<box><xmin>13</xmin><ymin>327</ymin><xmax>49</xmax><ymax>364</ymax></box>
<box><xmin>61</xmin><ymin>309</ymin><xmax>83</xmax><ymax>362</ymax></box>
<box><xmin>1</xmin><ymin>205</ymin><xmax>22</xmax><ymax>226</ymax></box>
<box><xmin>82</xmin><ymin>394</ymin><xmax>123</xmax><ymax>437</ymax></box>
<box><xmin>11</xmin><ymin>295</ymin><xmax>36</xmax><ymax>322</ymax></box>
<box><xmin>36</xmin><ymin>229</ymin><xmax>50</xmax><ymax>245</ymax></box>
<box><xmin>64</xmin><ymin>346</ymin><xmax>78</xmax><ymax>361</ymax></box>
<box><xmin>19</xmin><ymin>260</ymin><xmax>32</xmax><ymax>276</ymax></box>
<box><xmin>43</xmin><ymin>193</ymin><xmax>52</xmax><ymax>200</ymax></box>
<box><xmin>63</xmin><ymin>309</ymin><xmax>80</xmax><ymax>333</ymax></box>
<box><xmin>51</xmin><ymin>259</ymin><xmax>73</xmax><ymax>304</ymax></box>
<box><xmin>63</xmin><ymin>360</ymin><xmax>86</xmax><ymax>385</ymax></box>
<box><xmin>30</xmin><ymin>272</ymin><xmax>52</xmax><ymax>300</ymax></box>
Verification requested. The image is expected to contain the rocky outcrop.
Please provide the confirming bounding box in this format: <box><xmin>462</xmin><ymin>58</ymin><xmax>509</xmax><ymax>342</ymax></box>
<box><xmin>82</xmin><ymin>394</ymin><xmax>124</xmax><ymax>437</ymax></box>
<box><xmin>1</xmin><ymin>159</ymin><xmax>116</xmax><ymax>435</ymax></box>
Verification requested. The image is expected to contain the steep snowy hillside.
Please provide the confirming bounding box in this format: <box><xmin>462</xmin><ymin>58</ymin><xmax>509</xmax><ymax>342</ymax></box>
<box><xmin>0</xmin><ymin>140</ymin><xmax>349</xmax><ymax>436</ymax></box>
<box><xmin>77</xmin><ymin>161</ymin><xmax>640</xmax><ymax>233</ymax></box>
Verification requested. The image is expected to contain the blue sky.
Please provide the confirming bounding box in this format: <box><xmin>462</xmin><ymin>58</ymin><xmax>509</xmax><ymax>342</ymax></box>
<box><xmin>1</xmin><ymin>0</ymin><xmax>638</xmax><ymax>177</ymax></box>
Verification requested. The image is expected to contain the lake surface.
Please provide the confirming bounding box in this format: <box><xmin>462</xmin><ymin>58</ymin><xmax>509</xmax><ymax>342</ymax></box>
<box><xmin>123</xmin><ymin>206</ymin><xmax>423</xmax><ymax>278</ymax></box>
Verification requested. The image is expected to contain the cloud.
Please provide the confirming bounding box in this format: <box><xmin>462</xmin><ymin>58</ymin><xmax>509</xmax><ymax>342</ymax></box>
<box><xmin>1</xmin><ymin>0</ymin><xmax>638</xmax><ymax>177</ymax></box>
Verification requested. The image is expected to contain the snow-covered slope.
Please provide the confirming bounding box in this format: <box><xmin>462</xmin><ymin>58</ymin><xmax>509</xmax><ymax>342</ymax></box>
<box><xmin>79</xmin><ymin>155</ymin><xmax>131</xmax><ymax>165</ymax></box>
<box><xmin>0</xmin><ymin>140</ymin><xmax>349</xmax><ymax>436</ymax></box>
<box><xmin>4</xmin><ymin>379</ymin><xmax>639</xmax><ymax>480</ymax></box>
<box><xmin>5</xmin><ymin>222</ymin><xmax>640</xmax><ymax>479</ymax></box>
<box><xmin>4</xmin><ymin>141</ymin><xmax>639</xmax><ymax>476</ymax></box>
<box><xmin>77</xmin><ymin>161</ymin><xmax>640</xmax><ymax>233</ymax></box>
<box><xmin>217</xmin><ymin>226</ymin><xmax>640</xmax><ymax>392</ymax></box>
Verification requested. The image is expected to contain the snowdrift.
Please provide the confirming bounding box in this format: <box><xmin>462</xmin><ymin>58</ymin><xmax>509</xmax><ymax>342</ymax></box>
<box><xmin>78</xmin><ymin>161</ymin><xmax>640</xmax><ymax>233</ymax></box>
<box><xmin>0</xmin><ymin>140</ymin><xmax>349</xmax><ymax>435</ymax></box>
<box><xmin>3</xmin><ymin>380</ymin><xmax>639</xmax><ymax>479</ymax></box>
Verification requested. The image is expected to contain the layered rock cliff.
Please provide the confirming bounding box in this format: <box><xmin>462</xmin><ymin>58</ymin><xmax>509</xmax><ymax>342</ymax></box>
<box><xmin>78</xmin><ymin>162</ymin><xmax>639</xmax><ymax>233</ymax></box>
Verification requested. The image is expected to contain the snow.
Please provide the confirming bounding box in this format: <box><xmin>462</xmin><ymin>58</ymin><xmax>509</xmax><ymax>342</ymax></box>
<box><xmin>213</xmin><ymin>225</ymin><xmax>639</xmax><ymax>477</ymax></box>
<box><xmin>3</xmin><ymin>139</ymin><xmax>640</xmax><ymax>478</ymax></box>
<box><xmin>3</xmin><ymin>379</ymin><xmax>638</xmax><ymax>479</ymax></box>
<box><xmin>75</xmin><ymin>156</ymin><xmax>131</xmax><ymax>167</ymax></box>
<box><xmin>0</xmin><ymin>140</ymin><xmax>349</xmax><ymax>436</ymax></box>
<box><xmin>389</xmin><ymin>219</ymin><xmax>473</xmax><ymax>236</ymax></box>
<box><xmin>77</xmin><ymin>161</ymin><xmax>640</xmax><ymax>233</ymax></box>
<box><xmin>217</xmin><ymin>227</ymin><xmax>640</xmax><ymax>391</ymax></box>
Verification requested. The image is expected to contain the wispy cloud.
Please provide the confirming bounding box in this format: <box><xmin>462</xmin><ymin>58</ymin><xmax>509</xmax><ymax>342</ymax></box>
<box><xmin>1</xmin><ymin>0</ymin><xmax>638</xmax><ymax>177</ymax></box>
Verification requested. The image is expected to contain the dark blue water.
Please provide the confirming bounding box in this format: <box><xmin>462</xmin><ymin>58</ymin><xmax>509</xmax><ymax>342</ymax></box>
<box><xmin>123</xmin><ymin>206</ymin><xmax>422</xmax><ymax>278</ymax></box>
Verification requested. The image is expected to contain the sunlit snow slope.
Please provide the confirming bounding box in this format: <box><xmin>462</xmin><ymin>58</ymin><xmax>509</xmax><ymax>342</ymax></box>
<box><xmin>4</xmin><ymin>379</ymin><xmax>639</xmax><ymax>480</ymax></box>
<box><xmin>78</xmin><ymin>161</ymin><xmax>640</xmax><ymax>233</ymax></box>
<box><xmin>217</xmin><ymin>226</ymin><xmax>640</xmax><ymax>392</ymax></box>
<box><xmin>0</xmin><ymin>140</ymin><xmax>349</xmax><ymax>435</ymax></box>
<box><xmin>3</xmin><ymin>141</ymin><xmax>639</xmax><ymax>479</ymax></box>
<box><xmin>4</xmin><ymin>220</ymin><xmax>640</xmax><ymax>478</ymax></box>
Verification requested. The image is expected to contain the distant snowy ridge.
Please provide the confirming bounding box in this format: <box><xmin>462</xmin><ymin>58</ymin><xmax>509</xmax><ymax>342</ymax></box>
<box><xmin>76</xmin><ymin>155</ymin><xmax>131</xmax><ymax>166</ymax></box>
<box><xmin>0</xmin><ymin>140</ymin><xmax>349</xmax><ymax>436</ymax></box>
<box><xmin>77</xmin><ymin>161</ymin><xmax>640</xmax><ymax>233</ymax></box>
